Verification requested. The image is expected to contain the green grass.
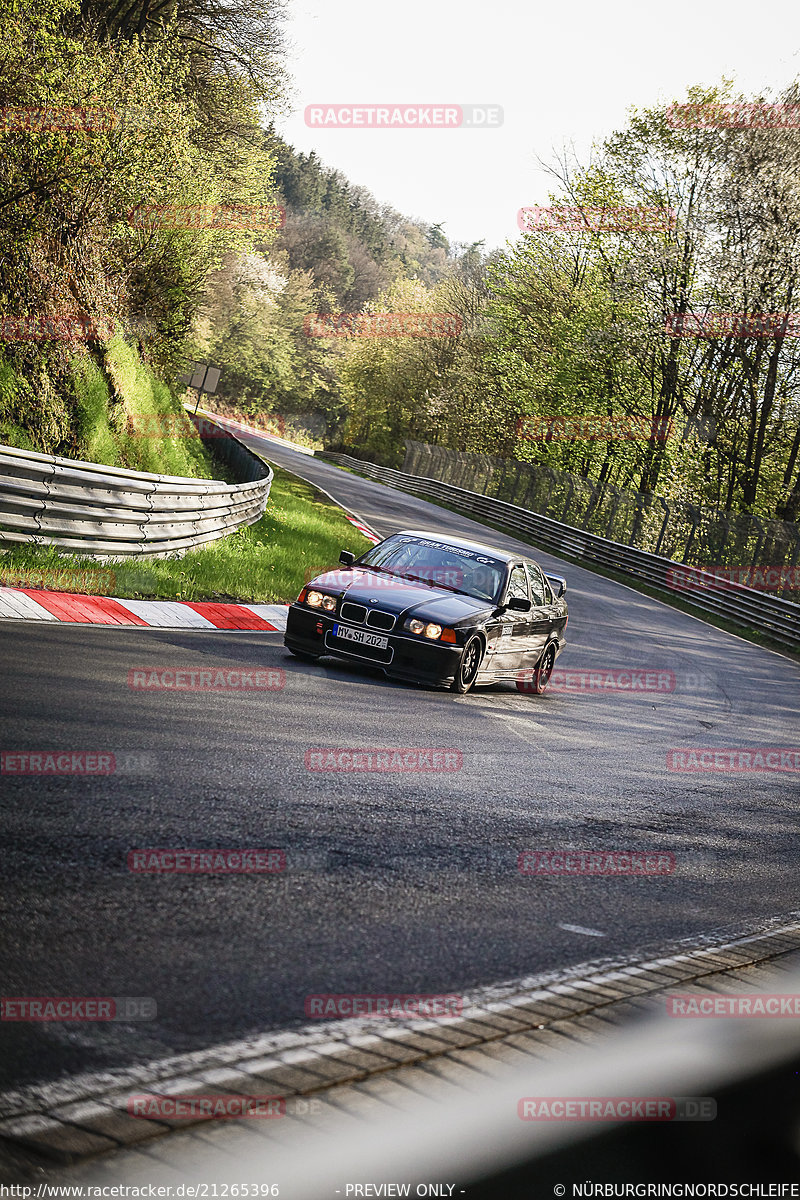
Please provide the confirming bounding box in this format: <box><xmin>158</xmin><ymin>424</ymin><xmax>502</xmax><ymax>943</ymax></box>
<box><xmin>0</xmin><ymin>337</ymin><xmax>220</xmax><ymax>480</ymax></box>
<box><xmin>0</xmin><ymin>464</ymin><xmax>371</xmax><ymax>603</ymax></box>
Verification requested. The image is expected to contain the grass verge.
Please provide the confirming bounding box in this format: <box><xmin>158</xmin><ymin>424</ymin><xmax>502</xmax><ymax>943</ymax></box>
<box><xmin>0</xmin><ymin>464</ymin><xmax>371</xmax><ymax>604</ymax></box>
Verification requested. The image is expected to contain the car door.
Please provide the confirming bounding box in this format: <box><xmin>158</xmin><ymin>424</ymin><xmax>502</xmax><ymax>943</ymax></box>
<box><xmin>526</xmin><ymin>561</ymin><xmax>561</xmax><ymax>656</ymax></box>
<box><xmin>491</xmin><ymin>563</ymin><xmax>533</xmax><ymax>673</ymax></box>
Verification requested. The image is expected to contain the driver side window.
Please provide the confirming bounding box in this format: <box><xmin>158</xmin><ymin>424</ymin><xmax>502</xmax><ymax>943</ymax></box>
<box><xmin>507</xmin><ymin>565</ymin><xmax>529</xmax><ymax>603</ymax></box>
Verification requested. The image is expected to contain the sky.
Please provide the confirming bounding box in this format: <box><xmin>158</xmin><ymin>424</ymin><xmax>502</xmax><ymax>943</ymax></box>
<box><xmin>275</xmin><ymin>0</ymin><xmax>800</xmax><ymax>254</ymax></box>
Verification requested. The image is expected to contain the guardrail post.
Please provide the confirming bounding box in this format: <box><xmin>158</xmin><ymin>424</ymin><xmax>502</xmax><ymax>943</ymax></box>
<box><xmin>682</xmin><ymin>506</ymin><xmax>701</xmax><ymax>563</ymax></box>
<box><xmin>750</xmin><ymin>514</ymin><xmax>766</xmax><ymax>568</ymax></box>
<box><xmin>604</xmin><ymin>486</ymin><xmax>622</xmax><ymax>540</ymax></box>
<box><xmin>654</xmin><ymin>496</ymin><xmax>671</xmax><ymax>557</ymax></box>
<box><xmin>559</xmin><ymin>479</ymin><xmax>575</xmax><ymax>523</ymax></box>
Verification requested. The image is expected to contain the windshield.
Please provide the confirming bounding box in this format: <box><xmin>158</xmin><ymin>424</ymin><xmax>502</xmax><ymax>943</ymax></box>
<box><xmin>358</xmin><ymin>535</ymin><xmax>504</xmax><ymax>602</ymax></box>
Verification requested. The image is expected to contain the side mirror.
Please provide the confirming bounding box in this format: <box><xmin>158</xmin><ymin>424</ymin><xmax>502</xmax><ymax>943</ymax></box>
<box><xmin>507</xmin><ymin>596</ymin><xmax>532</xmax><ymax>612</ymax></box>
<box><xmin>339</xmin><ymin>550</ymin><xmax>356</xmax><ymax>566</ymax></box>
<box><xmin>546</xmin><ymin>574</ymin><xmax>567</xmax><ymax>599</ymax></box>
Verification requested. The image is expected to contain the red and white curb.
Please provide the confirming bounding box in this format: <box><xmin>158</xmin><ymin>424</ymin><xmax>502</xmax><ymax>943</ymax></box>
<box><xmin>0</xmin><ymin>587</ymin><xmax>289</xmax><ymax>631</ymax></box>
<box><xmin>345</xmin><ymin>513</ymin><xmax>380</xmax><ymax>544</ymax></box>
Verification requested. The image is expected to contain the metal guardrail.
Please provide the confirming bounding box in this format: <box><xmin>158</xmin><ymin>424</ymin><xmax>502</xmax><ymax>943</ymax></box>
<box><xmin>402</xmin><ymin>439</ymin><xmax>800</xmax><ymax>592</ymax></box>
<box><xmin>325</xmin><ymin>452</ymin><xmax>800</xmax><ymax>654</ymax></box>
<box><xmin>0</xmin><ymin>413</ymin><xmax>273</xmax><ymax>557</ymax></box>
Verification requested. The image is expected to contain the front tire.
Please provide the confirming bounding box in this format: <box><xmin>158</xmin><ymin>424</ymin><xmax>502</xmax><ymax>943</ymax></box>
<box><xmin>450</xmin><ymin>635</ymin><xmax>483</xmax><ymax>694</ymax></box>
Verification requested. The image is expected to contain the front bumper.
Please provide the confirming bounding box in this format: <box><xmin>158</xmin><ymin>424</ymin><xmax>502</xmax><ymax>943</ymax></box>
<box><xmin>284</xmin><ymin>604</ymin><xmax>464</xmax><ymax>686</ymax></box>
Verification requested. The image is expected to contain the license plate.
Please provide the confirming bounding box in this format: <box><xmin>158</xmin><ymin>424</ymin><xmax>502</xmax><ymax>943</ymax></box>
<box><xmin>333</xmin><ymin>623</ymin><xmax>388</xmax><ymax>650</ymax></box>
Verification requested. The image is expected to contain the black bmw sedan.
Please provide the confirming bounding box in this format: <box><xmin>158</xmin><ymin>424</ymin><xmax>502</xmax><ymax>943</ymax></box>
<box><xmin>284</xmin><ymin>529</ymin><xmax>568</xmax><ymax>694</ymax></box>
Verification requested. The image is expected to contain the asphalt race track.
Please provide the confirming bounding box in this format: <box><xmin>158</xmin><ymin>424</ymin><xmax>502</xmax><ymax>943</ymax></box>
<box><xmin>2</xmin><ymin>432</ymin><xmax>799</xmax><ymax>1091</ymax></box>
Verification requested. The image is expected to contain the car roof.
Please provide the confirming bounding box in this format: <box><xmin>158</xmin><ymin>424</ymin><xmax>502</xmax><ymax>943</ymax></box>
<box><xmin>392</xmin><ymin>529</ymin><xmax>523</xmax><ymax>566</ymax></box>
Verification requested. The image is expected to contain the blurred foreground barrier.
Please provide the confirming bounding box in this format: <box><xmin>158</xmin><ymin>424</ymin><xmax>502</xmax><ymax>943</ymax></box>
<box><xmin>325</xmin><ymin>451</ymin><xmax>800</xmax><ymax>653</ymax></box>
<box><xmin>59</xmin><ymin>961</ymin><xmax>800</xmax><ymax>1189</ymax></box>
<box><xmin>0</xmin><ymin>413</ymin><xmax>272</xmax><ymax>557</ymax></box>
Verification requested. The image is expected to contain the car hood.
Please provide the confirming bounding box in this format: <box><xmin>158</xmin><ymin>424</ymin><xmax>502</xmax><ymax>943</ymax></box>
<box><xmin>312</xmin><ymin>568</ymin><xmax>495</xmax><ymax>624</ymax></box>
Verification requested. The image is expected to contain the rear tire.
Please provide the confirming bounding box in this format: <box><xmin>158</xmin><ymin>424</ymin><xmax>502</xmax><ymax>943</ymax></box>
<box><xmin>450</xmin><ymin>635</ymin><xmax>483</xmax><ymax>694</ymax></box>
<box><xmin>530</xmin><ymin>643</ymin><xmax>556</xmax><ymax>694</ymax></box>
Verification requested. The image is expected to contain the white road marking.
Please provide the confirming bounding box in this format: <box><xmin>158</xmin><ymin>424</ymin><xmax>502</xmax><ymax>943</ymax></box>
<box><xmin>481</xmin><ymin>711</ymin><xmax>548</xmax><ymax>740</ymax></box>
<box><xmin>559</xmin><ymin>923</ymin><xmax>607</xmax><ymax>937</ymax></box>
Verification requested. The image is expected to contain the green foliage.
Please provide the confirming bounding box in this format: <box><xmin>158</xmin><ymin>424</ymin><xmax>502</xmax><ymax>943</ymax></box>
<box><xmin>0</xmin><ymin>350</ymin><xmax>72</xmax><ymax>451</ymax></box>
<box><xmin>325</xmin><ymin>82</ymin><xmax>800</xmax><ymax>524</ymax></box>
<box><xmin>0</xmin><ymin>0</ymin><xmax>285</xmax><ymax>462</ymax></box>
<box><xmin>333</xmin><ymin>273</ymin><xmax>502</xmax><ymax>466</ymax></box>
<box><xmin>0</xmin><ymin>334</ymin><xmax>217</xmax><ymax>476</ymax></box>
<box><xmin>70</xmin><ymin>355</ymin><xmax>118</xmax><ymax>464</ymax></box>
<box><xmin>7</xmin><ymin>0</ymin><xmax>798</xmax><ymax>536</ymax></box>
<box><xmin>197</xmin><ymin>131</ymin><xmax>462</xmax><ymax>445</ymax></box>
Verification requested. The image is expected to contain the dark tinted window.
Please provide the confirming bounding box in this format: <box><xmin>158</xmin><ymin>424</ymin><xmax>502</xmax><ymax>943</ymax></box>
<box><xmin>358</xmin><ymin>536</ymin><xmax>504</xmax><ymax>602</ymax></box>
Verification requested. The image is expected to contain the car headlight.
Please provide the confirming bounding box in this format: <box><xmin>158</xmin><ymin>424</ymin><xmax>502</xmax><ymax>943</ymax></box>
<box><xmin>303</xmin><ymin>590</ymin><xmax>337</xmax><ymax>611</ymax></box>
<box><xmin>404</xmin><ymin>618</ymin><xmax>453</xmax><ymax>641</ymax></box>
